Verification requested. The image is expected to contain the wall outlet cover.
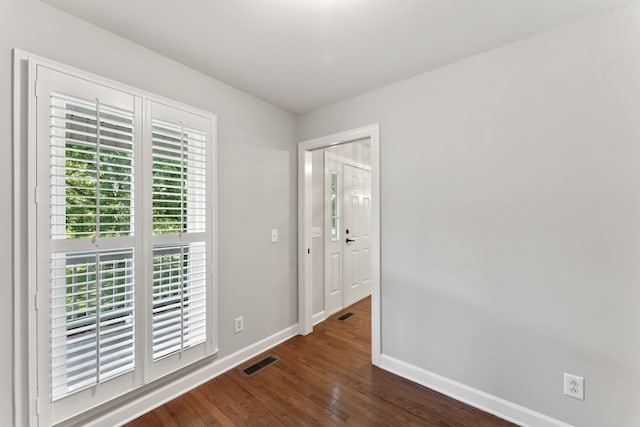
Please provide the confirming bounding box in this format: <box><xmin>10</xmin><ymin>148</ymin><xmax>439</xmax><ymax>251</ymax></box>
<box><xmin>563</xmin><ymin>373</ymin><xmax>584</xmax><ymax>400</ymax></box>
<box><xmin>234</xmin><ymin>316</ymin><xmax>244</xmax><ymax>334</ymax></box>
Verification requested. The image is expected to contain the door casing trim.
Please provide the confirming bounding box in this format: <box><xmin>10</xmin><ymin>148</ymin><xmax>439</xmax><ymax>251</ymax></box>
<box><xmin>297</xmin><ymin>124</ymin><xmax>381</xmax><ymax>366</ymax></box>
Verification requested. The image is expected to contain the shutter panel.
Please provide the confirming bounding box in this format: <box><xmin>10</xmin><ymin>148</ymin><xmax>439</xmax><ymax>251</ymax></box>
<box><xmin>151</xmin><ymin>120</ymin><xmax>183</xmax><ymax>234</ymax></box>
<box><xmin>152</xmin><ymin>119</ymin><xmax>206</xmax><ymax>234</ymax></box>
<box><xmin>152</xmin><ymin>243</ymin><xmax>207</xmax><ymax>360</ymax></box>
<box><xmin>49</xmin><ymin>89</ymin><xmax>136</xmax><ymax>401</ymax></box>
<box><xmin>151</xmin><ymin>113</ymin><xmax>208</xmax><ymax>362</ymax></box>
<box><xmin>50</xmin><ymin>92</ymin><xmax>134</xmax><ymax>240</ymax></box>
<box><xmin>50</xmin><ymin>249</ymin><xmax>135</xmax><ymax>401</ymax></box>
<box><xmin>97</xmin><ymin>251</ymin><xmax>136</xmax><ymax>380</ymax></box>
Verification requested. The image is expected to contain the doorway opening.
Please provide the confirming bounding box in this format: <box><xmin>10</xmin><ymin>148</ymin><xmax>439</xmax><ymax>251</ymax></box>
<box><xmin>319</xmin><ymin>141</ymin><xmax>372</xmax><ymax>317</ymax></box>
<box><xmin>297</xmin><ymin>124</ymin><xmax>380</xmax><ymax>366</ymax></box>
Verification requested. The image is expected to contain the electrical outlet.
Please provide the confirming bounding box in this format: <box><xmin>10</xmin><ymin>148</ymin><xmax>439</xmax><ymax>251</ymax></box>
<box><xmin>234</xmin><ymin>316</ymin><xmax>244</xmax><ymax>334</ymax></box>
<box><xmin>563</xmin><ymin>373</ymin><xmax>584</xmax><ymax>400</ymax></box>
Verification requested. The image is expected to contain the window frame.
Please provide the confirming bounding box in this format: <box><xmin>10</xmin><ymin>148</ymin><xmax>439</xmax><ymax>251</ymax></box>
<box><xmin>17</xmin><ymin>51</ymin><xmax>218</xmax><ymax>426</ymax></box>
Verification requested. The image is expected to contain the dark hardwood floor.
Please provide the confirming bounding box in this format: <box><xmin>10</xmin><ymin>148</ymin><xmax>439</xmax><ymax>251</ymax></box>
<box><xmin>127</xmin><ymin>298</ymin><xmax>515</xmax><ymax>426</ymax></box>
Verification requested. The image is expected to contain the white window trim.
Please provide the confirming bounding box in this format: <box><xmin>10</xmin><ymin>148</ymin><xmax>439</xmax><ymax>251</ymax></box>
<box><xmin>13</xmin><ymin>49</ymin><xmax>218</xmax><ymax>427</ymax></box>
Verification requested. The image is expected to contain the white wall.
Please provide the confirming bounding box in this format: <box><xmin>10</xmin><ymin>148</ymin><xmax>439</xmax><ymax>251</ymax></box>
<box><xmin>1</xmin><ymin>0</ymin><xmax>297</xmax><ymax>424</ymax></box>
<box><xmin>298</xmin><ymin>3</ymin><xmax>640</xmax><ymax>426</ymax></box>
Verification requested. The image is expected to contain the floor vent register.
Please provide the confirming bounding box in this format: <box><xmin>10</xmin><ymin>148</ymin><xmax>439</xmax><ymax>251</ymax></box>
<box><xmin>242</xmin><ymin>355</ymin><xmax>279</xmax><ymax>377</ymax></box>
<box><xmin>337</xmin><ymin>312</ymin><xmax>354</xmax><ymax>322</ymax></box>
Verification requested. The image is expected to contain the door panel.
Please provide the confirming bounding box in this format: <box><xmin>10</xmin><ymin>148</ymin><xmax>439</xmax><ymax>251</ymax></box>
<box><xmin>342</xmin><ymin>164</ymin><xmax>372</xmax><ymax>307</ymax></box>
<box><xmin>361</xmin><ymin>248</ymin><xmax>371</xmax><ymax>284</ymax></box>
<box><xmin>330</xmin><ymin>253</ymin><xmax>341</xmax><ymax>294</ymax></box>
<box><xmin>349</xmin><ymin>249</ymin><xmax>359</xmax><ymax>287</ymax></box>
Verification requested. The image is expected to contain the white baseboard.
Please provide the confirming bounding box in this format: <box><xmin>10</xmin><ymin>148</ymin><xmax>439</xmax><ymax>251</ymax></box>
<box><xmin>379</xmin><ymin>354</ymin><xmax>573</xmax><ymax>427</ymax></box>
<box><xmin>312</xmin><ymin>310</ymin><xmax>326</xmax><ymax>325</ymax></box>
<box><xmin>87</xmin><ymin>324</ymin><xmax>299</xmax><ymax>427</ymax></box>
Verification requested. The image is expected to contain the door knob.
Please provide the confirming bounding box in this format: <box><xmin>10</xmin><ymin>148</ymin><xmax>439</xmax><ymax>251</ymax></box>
<box><xmin>346</xmin><ymin>238</ymin><xmax>355</xmax><ymax>243</ymax></box>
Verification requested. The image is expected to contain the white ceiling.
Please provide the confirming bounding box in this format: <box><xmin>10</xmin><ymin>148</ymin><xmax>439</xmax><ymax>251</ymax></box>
<box><xmin>43</xmin><ymin>0</ymin><xmax>630</xmax><ymax>114</ymax></box>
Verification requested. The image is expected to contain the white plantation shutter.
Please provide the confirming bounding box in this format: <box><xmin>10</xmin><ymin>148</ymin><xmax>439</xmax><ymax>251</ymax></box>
<box><xmin>40</xmin><ymin>70</ymin><xmax>142</xmax><ymax>424</ymax></box>
<box><xmin>151</xmin><ymin>121</ymin><xmax>184</xmax><ymax>233</ymax></box>
<box><xmin>50</xmin><ymin>249</ymin><xmax>135</xmax><ymax>401</ymax></box>
<box><xmin>50</xmin><ymin>92</ymin><xmax>134</xmax><ymax>240</ymax></box>
<box><xmin>48</xmin><ymin>84</ymin><xmax>137</xmax><ymax>405</ymax></box>
<box><xmin>151</xmin><ymin>119</ymin><xmax>207</xmax><ymax>234</ymax></box>
<box><xmin>31</xmin><ymin>62</ymin><xmax>215</xmax><ymax>425</ymax></box>
<box><xmin>149</xmin><ymin>108</ymin><xmax>210</xmax><ymax>366</ymax></box>
<box><xmin>152</xmin><ymin>243</ymin><xmax>207</xmax><ymax>360</ymax></box>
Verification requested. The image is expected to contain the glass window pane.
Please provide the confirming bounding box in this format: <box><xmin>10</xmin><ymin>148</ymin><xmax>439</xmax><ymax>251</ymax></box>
<box><xmin>331</xmin><ymin>172</ymin><xmax>340</xmax><ymax>241</ymax></box>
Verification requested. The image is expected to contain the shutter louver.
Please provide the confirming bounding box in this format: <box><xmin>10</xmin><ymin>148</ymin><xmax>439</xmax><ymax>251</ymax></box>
<box><xmin>50</xmin><ymin>93</ymin><xmax>134</xmax><ymax>240</ymax></box>
<box><xmin>51</xmin><ymin>249</ymin><xmax>135</xmax><ymax>401</ymax></box>
<box><xmin>152</xmin><ymin>243</ymin><xmax>207</xmax><ymax>360</ymax></box>
<box><xmin>152</xmin><ymin>119</ymin><xmax>206</xmax><ymax>235</ymax></box>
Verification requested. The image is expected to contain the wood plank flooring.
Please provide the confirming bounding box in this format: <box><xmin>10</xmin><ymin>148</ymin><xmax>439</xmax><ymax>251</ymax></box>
<box><xmin>127</xmin><ymin>298</ymin><xmax>515</xmax><ymax>426</ymax></box>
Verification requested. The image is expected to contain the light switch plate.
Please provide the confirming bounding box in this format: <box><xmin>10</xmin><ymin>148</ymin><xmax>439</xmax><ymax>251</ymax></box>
<box><xmin>312</xmin><ymin>227</ymin><xmax>322</xmax><ymax>238</ymax></box>
<box><xmin>271</xmin><ymin>229</ymin><xmax>278</xmax><ymax>243</ymax></box>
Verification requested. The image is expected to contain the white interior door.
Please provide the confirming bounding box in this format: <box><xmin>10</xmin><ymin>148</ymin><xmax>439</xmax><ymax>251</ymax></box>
<box><xmin>342</xmin><ymin>163</ymin><xmax>372</xmax><ymax>307</ymax></box>
<box><xmin>324</xmin><ymin>152</ymin><xmax>343</xmax><ymax>315</ymax></box>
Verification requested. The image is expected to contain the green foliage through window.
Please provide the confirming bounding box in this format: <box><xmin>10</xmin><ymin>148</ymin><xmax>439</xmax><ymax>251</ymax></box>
<box><xmin>51</xmin><ymin>94</ymin><xmax>134</xmax><ymax>239</ymax></box>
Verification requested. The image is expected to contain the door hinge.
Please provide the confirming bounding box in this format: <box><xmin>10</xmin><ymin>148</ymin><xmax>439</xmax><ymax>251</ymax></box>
<box><xmin>35</xmin><ymin>397</ymin><xmax>40</xmax><ymax>415</ymax></box>
<box><xmin>34</xmin><ymin>80</ymin><xmax>39</xmax><ymax>98</ymax></box>
<box><xmin>34</xmin><ymin>292</ymin><xmax>38</xmax><ymax>311</ymax></box>
<box><xmin>33</xmin><ymin>186</ymin><xmax>39</xmax><ymax>205</ymax></box>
